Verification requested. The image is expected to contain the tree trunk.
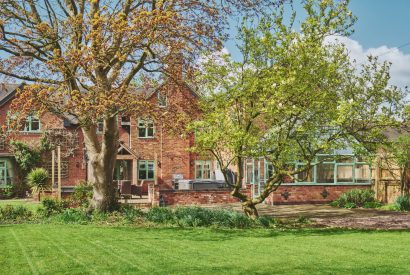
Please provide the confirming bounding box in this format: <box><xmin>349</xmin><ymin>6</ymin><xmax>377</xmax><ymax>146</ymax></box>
<box><xmin>83</xmin><ymin>116</ymin><xmax>119</xmax><ymax>212</ymax></box>
<box><xmin>242</xmin><ymin>200</ymin><xmax>259</xmax><ymax>218</ymax></box>
<box><xmin>227</xmin><ymin>156</ymin><xmax>260</xmax><ymax>218</ymax></box>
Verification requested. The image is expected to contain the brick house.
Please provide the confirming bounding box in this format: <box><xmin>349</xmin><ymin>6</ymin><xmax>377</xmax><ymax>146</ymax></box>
<box><xmin>0</xmin><ymin>82</ymin><xmax>212</xmax><ymax>198</ymax></box>
<box><xmin>0</xmin><ymin>83</ymin><xmax>405</xmax><ymax>205</ymax></box>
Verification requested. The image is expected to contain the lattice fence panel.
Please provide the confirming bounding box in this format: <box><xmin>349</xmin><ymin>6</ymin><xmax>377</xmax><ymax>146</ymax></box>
<box><xmin>43</xmin><ymin>159</ymin><xmax>69</xmax><ymax>179</ymax></box>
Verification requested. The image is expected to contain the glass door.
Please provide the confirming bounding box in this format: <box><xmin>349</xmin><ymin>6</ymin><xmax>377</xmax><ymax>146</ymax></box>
<box><xmin>0</xmin><ymin>161</ymin><xmax>8</xmax><ymax>187</ymax></box>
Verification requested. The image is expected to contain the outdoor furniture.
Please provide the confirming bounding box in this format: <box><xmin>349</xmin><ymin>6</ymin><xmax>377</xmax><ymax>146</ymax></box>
<box><xmin>131</xmin><ymin>180</ymin><xmax>145</xmax><ymax>198</ymax></box>
<box><xmin>118</xmin><ymin>180</ymin><xmax>132</xmax><ymax>197</ymax></box>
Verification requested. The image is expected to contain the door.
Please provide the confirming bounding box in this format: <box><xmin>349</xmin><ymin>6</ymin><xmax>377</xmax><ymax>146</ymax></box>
<box><xmin>0</xmin><ymin>160</ymin><xmax>8</xmax><ymax>187</ymax></box>
<box><xmin>114</xmin><ymin>160</ymin><xmax>132</xmax><ymax>181</ymax></box>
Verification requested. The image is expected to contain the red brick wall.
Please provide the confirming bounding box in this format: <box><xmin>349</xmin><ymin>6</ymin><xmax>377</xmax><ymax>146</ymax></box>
<box><xmin>265</xmin><ymin>184</ymin><xmax>371</xmax><ymax>205</ymax></box>
<box><xmin>159</xmin><ymin>188</ymin><xmax>251</xmax><ymax>206</ymax></box>
<box><xmin>129</xmin><ymin>85</ymin><xmax>198</xmax><ymax>189</ymax></box>
<box><xmin>0</xmin><ymin>100</ymin><xmax>87</xmax><ymax>187</ymax></box>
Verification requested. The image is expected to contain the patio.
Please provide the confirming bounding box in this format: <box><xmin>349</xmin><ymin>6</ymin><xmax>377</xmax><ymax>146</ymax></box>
<box><xmin>202</xmin><ymin>203</ymin><xmax>410</xmax><ymax>230</ymax></box>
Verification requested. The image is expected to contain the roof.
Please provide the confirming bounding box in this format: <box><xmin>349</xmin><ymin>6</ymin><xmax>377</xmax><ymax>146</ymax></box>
<box><xmin>0</xmin><ymin>83</ymin><xmax>23</xmax><ymax>106</ymax></box>
<box><xmin>383</xmin><ymin>127</ymin><xmax>409</xmax><ymax>141</ymax></box>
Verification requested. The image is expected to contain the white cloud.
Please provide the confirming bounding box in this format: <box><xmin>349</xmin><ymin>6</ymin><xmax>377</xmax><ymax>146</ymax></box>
<box><xmin>325</xmin><ymin>36</ymin><xmax>410</xmax><ymax>88</ymax></box>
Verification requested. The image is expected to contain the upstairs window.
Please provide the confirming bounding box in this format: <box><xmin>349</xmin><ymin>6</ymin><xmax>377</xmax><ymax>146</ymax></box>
<box><xmin>23</xmin><ymin>115</ymin><xmax>41</xmax><ymax>132</ymax></box>
<box><xmin>157</xmin><ymin>92</ymin><xmax>167</xmax><ymax>107</ymax></box>
<box><xmin>138</xmin><ymin>119</ymin><xmax>154</xmax><ymax>138</ymax></box>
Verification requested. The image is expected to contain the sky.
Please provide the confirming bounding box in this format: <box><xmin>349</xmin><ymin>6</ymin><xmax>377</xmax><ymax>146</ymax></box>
<box><xmin>224</xmin><ymin>0</ymin><xmax>410</xmax><ymax>88</ymax></box>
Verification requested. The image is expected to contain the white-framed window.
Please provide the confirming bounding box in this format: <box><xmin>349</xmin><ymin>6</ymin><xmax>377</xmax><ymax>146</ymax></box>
<box><xmin>157</xmin><ymin>92</ymin><xmax>167</xmax><ymax>107</ymax></box>
<box><xmin>138</xmin><ymin>119</ymin><xmax>154</xmax><ymax>138</ymax></box>
<box><xmin>195</xmin><ymin>160</ymin><xmax>212</xmax><ymax>180</ymax></box>
<box><xmin>23</xmin><ymin>115</ymin><xmax>41</xmax><ymax>132</ymax></box>
<box><xmin>138</xmin><ymin>160</ymin><xmax>155</xmax><ymax>180</ymax></box>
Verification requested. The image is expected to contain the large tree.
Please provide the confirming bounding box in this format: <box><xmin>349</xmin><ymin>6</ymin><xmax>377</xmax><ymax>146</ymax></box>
<box><xmin>191</xmin><ymin>0</ymin><xmax>405</xmax><ymax>217</ymax></box>
<box><xmin>0</xmin><ymin>0</ymin><xmax>283</xmax><ymax>211</ymax></box>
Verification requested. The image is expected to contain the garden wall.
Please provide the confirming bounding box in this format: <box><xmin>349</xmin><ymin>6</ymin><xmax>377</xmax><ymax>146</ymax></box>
<box><xmin>265</xmin><ymin>184</ymin><xmax>372</xmax><ymax>205</ymax></box>
<box><xmin>148</xmin><ymin>183</ymin><xmax>251</xmax><ymax>206</ymax></box>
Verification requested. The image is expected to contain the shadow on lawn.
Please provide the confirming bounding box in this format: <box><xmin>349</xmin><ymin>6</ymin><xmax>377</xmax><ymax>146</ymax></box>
<box><xmin>97</xmin><ymin>225</ymin><xmax>409</xmax><ymax>242</ymax></box>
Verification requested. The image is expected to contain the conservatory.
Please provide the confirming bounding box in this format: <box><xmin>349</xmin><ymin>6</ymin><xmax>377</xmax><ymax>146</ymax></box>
<box><xmin>245</xmin><ymin>152</ymin><xmax>372</xmax><ymax>197</ymax></box>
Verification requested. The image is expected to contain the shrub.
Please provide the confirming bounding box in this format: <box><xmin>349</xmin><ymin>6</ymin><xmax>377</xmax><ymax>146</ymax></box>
<box><xmin>331</xmin><ymin>189</ymin><xmax>376</xmax><ymax>208</ymax></box>
<box><xmin>27</xmin><ymin>168</ymin><xmax>49</xmax><ymax>200</ymax></box>
<box><xmin>0</xmin><ymin>205</ymin><xmax>32</xmax><ymax>222</ymax></box>
<box><xmin>9</xmin><ymin>140</ymin><xmax>41</xmax><ymax>174</ymax></box>
<box><xmin>394</xmin><ymin>195</ymin><xmax>410</xmax><ymax>211</ymax></box>
<box><xmin>146</xmin><ymin>207</ymin><xmax>174</xmax><ymax>224</ymax></box>
<box><xmin>257</xmin><ymin>216</ymin><xmax>275</xmax><ymax>228</ymax></box>
<box><xmin>53</xmin><ymin>208</ymin><xmax>90</xmax><ymax>224</ymax></box>
<box><xmin>363</xmin><ymin>201</ymin><xmax>382</xmax><ymax>209</ymax></box>
<box><xmin>119</xmin><ymin>205</ymin><xmax>144</xmax><ymax>222</ymax></box>
<box><xmin>40</xmin><ymin>198</ymin><xmax>69</xmax><ymax>217</ymax></box>
<box><xmin>0</xmin><ymin>185</ymin><xmax>15</xmax><ymax>199</ymax></box>
<box><xmin>174</xmin><ymin>207</ymin><xmax>214</xmax><ymax>227</ymax></box>
<box><xmin>71</xmin><ymin>181</ymin><xmax>93</xmax><ymax>207</ymax></box>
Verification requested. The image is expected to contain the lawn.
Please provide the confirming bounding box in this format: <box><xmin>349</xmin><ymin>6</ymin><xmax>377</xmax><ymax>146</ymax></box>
<box><xmin>1</xmin><ymin>224</ymin><xmax>410</xmax><ymax>274</ymax></box>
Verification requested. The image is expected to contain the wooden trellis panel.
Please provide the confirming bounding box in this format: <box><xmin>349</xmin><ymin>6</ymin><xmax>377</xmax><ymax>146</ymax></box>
<box><xmin>0</xmin><ymin>138</ymin><xmax>4</xmax><ymax>151</ymax></box>
<box><xmin>43</xmin><ymin>159</ymin><xmax>69</xmax><ymax>179</ymax></box>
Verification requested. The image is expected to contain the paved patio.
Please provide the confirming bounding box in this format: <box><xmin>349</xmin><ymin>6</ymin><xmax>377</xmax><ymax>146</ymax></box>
<box><xmin>202</xmin><ymin>203</ymin><xmax>410</xmax><ymax>230</ymax></box>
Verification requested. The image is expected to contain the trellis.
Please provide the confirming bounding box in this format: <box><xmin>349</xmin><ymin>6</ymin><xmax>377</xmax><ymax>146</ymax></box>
<box><xmin>42</xmin><ymin>129</ymin><xmax>80</xmax><ymax>158</ymax></box>
<box><xmin>0</xmin><ymin>138</ymin><xmax>4</xmax><ymax>151</ymax></box>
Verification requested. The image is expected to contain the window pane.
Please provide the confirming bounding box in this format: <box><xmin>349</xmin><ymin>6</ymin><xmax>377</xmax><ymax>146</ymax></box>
<box><xmin>203</xmin><ymin>164</ymin><xmax>211</xmax><ymax>179</ymax></box>
<box><xmin>337</xmin><ymin>165</ymin><xmax>353</xmax><ymax>182</ymax></box>
<box><xmin>317</xmin><ymin>163</ymin><xmax>335</xmax><ymax>183</ymax></box>
<box><xmin>297</xmin><ymin>165</ymin><xmax>314</xmax><ymax>182</ymax></box>
<box><xmin>196</xmin><ymin>164</ymin><xmax>202</xmax><ymax>179</ymax></box>
<box><xmin>147</xmin><ymin>170</ymin><xmax>154</xmax><ymax>179</ymax></box>
<box><xmin>0</xmin><ymin>169</ymin><xmax>5</xmax><ymax>185</ymax></box>
<box><xmin>147</xmin><ymin>127</ymin><xmax>154</xmax><ymax>137</ymax></box>
<box><xmin>158</xmin><ymin>93</ymin><xmax>167</xmax><ymax>107</ymax></box>
<box><xmin>138</xmin><ymin>127</ymin><xmax>146</xmax><ymax>137</ymax></box>
<box><xmin>24</xmin><ymin>121</ymin><xmax>30</xmax><ymax>131</ymax></box>
<box><xmin>355</xmin><ymin>164</ymin><xmax>370</xmax><ymax>183</ymax></box>
<box><xmin>266</xmin><ymin>164</ymin><xmax>274</xmax><ymax>179</ymax></box>
<box><xmin>246</xmin><ymin>164</ymin><xmax>253</xmax><ymax>184</ymax></box>
<box><xmin>31</xmin><ymin>118</ymin><xmax>40</xmax><ymax>131</ymax></box>
<box><xmin>139</xmin><ymin>170</ymin><xmax>147</xmax><ymax>179</ymax></box>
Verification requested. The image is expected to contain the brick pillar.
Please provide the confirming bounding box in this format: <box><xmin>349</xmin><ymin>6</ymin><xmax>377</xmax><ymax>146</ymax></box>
<box><xmin>148</xmin><ymin>183</ymin><xmax>160</xmax><ymax>207</ymax></box>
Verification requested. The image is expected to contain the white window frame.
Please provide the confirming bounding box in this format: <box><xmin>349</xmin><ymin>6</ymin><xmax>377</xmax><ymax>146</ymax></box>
<box><xmin>138</xmin><ymin>160</ymin><xmax>155</xmax><ymax>180</ymax></box>
<box><xmin>23</xmin><ymin>114</ymin><xmax>41</xmax><ymax>133</ymax></box>
<box><xmin>157</xmin><ymin>92</ymin><xmax>167</xmax><ymax>107</ymax></box>
<box><xmin>195</xmin><ymin>160</ymin><xmax>212</xmax><ymax>180</ymax></box>
<box><xmin>137</xmin><ymin>119</ymin><xmax>155</xmax><ymax>138</ymax></box>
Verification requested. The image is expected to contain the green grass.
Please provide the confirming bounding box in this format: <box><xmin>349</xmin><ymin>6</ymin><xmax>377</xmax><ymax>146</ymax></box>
<box><xmin>0</xmin><ymin>199</ymin><xmax>40</xmax><ymax>211</ymax></box>
<box><xmin>1</xmin><ymin>224</ymin><xmax>409</xmax><ymax>274</ymax></box>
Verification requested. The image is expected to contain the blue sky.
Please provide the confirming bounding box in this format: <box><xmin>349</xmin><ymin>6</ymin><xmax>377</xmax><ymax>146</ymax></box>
<box><xmin>224</xmin><ymin>0</ymin><xmax>410</xmax><ymax>88</ymax></box>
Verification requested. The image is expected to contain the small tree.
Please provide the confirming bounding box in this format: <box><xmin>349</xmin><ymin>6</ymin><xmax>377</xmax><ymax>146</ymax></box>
<box><xmin>192</xmin><ymin>0</ymin><xmax>404</xmax><ymax>217</ymax></box>
<box><xmin>27</xmin><ymin>168</ymin><xmax>49</xmax><ymax>201</ymax></box>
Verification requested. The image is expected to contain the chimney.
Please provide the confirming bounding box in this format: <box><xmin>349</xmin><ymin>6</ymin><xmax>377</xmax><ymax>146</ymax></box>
<box><xmin>166</xmin><ymin>52</ymin><xmax>184</xmax><ymax>83</ymax></box>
